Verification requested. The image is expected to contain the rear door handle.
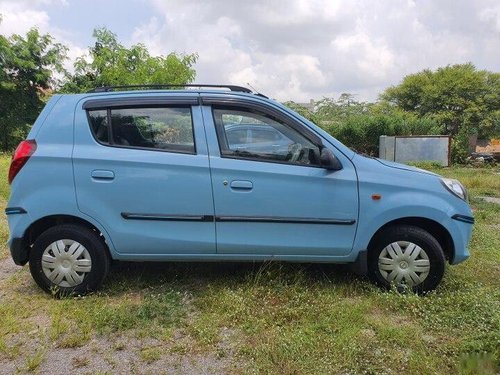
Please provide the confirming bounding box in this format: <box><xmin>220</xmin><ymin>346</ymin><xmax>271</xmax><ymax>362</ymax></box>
<box><xmin>230</xmin><ymin>180</ymin><xmax>253</xmax><ymax>190</ymax></box>
<box><xmin>91</xmin><ymin>170</ymin><xmax>115</xmax><ymax>180</ymax></box>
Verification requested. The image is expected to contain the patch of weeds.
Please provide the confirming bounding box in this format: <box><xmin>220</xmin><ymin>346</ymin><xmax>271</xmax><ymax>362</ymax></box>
<box><xmin>42</xmin><ymin>287</ymin><xmax>187</xmax><ymax>344</ymax></box>
<box><xmin>0</xmin><ymin>301</ymin><xmax>26</xmax><ymax>357</ymax></box>
<box><xmin>136</xmin><ymin>290</ymin><xmax>185</xmax><ymax>327</ymax></box>
<box><xmin>377</xmin><ymin>286</ymin><xmax>500</xmax><ymax>368</ymax></box>
<box><xmin>187</xmin><ymin>313</ymin><xmax>220</xmax><ymax>347</ymax></box>
<box><xmin>139</xmin><ymin>346</ymin><xmax>163</xmax><ymax>363</ymax></box>
<box><xmin>0</xmin><ymin>200</ymin><xmax>10</xmax><ymax>259</ymax></box>
<box><xmin>72</xmin><ymin>356</ymin><xmax>90</xmax><ymax>368</ymax></box>
<box><xmin>0</xmin><ymin>337</ymin><xmax>21</xmax><ymax>360</ymax></box>
<box><xmin>113</xmin><ymin>340</ymin><xmax>126</xmax><ymax>351</ymax></box>
<box><xmin>459</xmin><ymin>352</ymin><xmax>499</xmax><ymax>375</ymax></box>
<box><xmin>58</xmin><ymin>327</ymin><xmax>92</xmax><ymax>348</ymax></box>
<box><xmin>25</xmin><ymin>347</ymin><xmax>46</xmax><ymax>372</ymax></box>
<box><xmin>49</xmin><ymin>303</ymin><xmax>69</xmax><ymax>340</ymax></box>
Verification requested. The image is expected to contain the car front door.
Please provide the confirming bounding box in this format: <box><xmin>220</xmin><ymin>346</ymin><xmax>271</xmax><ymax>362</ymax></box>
<box><xmin>202</xmin><ymin>97</ymin><xmax>359</xmax><ymax>257</ymax></box>
<box><xmin>73</xmin><ymin>96</ymin><xmax>215</xmax><ymax>256</ymax></box>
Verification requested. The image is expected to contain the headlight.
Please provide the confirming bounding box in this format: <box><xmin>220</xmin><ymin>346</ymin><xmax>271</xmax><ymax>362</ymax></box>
<box><xmin>441</xmin><ymin>178</ymin><xmax>467</xmax><ymax>201</ymax></box>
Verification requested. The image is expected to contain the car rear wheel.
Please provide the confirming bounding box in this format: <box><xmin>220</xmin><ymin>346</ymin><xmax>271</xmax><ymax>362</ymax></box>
<box><xmin>368</xmin><ymin>225</ymin><xmax>446</xmax><ymax>293</ymax></box>
<box><xmin>29</xmin><ymin>224</ymin><xmax>110</xmax><ymax>295</ymax></box>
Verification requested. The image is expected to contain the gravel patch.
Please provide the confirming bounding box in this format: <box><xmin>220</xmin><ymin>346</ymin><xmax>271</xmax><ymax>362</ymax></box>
<box><xmin>0</xmin><ymin>257</ymin><xmax>19</xmax><ymax>283</ymax></box>
<box><xmin>478</xmin><ymin>196</ymin><xmax>500</xmax><ymax>205</ymax></box>
<box><xmin>0</xmin><ymin>334</ymin><xmax>236</xmax><ymax>375</ymax></box>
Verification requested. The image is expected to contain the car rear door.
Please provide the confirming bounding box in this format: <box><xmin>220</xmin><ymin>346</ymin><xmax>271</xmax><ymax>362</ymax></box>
<box><xmin>73</xmin><ymin>94</ymin><xmax>215</xmax><ymax>257</ymax></box>
<box><xmin>201</xmin><ymin>96</ymin><xmax>359</xmax><ymax>257</ymax></box>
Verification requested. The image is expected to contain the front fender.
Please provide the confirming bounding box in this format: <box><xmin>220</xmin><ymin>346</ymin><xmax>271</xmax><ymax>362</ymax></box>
<box><xmin>353</xmin><ymin>190</ymin><xmax>472</xmax><ymax>258</ymax></box>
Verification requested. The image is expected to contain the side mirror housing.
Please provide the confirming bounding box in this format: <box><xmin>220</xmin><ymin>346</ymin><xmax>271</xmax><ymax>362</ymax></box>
<box><xmin>320</xmin><ymin>148</ymin><xmax>342</xmax><ymax>171</ymax></box>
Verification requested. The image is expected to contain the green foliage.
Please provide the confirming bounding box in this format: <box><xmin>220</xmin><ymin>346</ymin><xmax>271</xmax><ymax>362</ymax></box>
<box><xmin>62</xmin><ymin>28</ymin><xmax>198</xmax><ymax>93</ymax></box>
<box><xmin>287</xmin><ymin>64</ymin><xmax>500</xmax><ymax>163</ymax></box>
<box><xmin>0</xmin><ymin>26</ymin><xmax>67</xmax><ymax>151</ymax></box>
<box><xmin>288</xmin><ymin>95</ymin><xmax>441</xmax><ymax>156</ymax></box>
<box><xmin>381</xmin><ymin>63</ymin><xmax>500</xmax><ymax>160</ymax></box>
<box><xmin>0</xmin><ymin>23</ymin><xmax>198</xmax><ymax>152</ymax></box>
<box><xmin>406</xmin><ymin>160</ymin><xmax>444</xmax><ymax>170</ymax></box>
<box><xmin>329</xmin><ymin>112</ymin><xmax>440</xmax><ymax>156</ymax></box>
<box><xmin>451</xmin><ymin>127</ymin><xmax>473</xmax><ymax>164</ymax></box>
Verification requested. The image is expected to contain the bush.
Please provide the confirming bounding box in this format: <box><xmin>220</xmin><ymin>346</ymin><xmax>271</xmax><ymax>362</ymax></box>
<box><xmin>323</xmin><ymin>113</ymin><xmax>441</xmax><ymax>156</ymax></box>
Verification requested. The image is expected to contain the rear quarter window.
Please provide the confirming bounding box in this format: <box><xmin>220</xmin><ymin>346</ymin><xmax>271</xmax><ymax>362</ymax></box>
<box><xmin>88</xmin><ymin>110</ymin><xmax>109</xmax><ymax>144</ymax></box>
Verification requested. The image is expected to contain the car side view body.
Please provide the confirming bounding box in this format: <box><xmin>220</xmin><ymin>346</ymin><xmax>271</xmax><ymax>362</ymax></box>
<box><xmin>5</xmin><ymin>85</ymin><xmax>474</xmax><ymax>294</ymax></box>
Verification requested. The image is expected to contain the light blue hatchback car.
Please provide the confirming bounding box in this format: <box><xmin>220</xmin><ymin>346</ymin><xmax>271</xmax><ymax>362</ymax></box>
<box><xmin>6</xmin><ymin>85</ymin><xmax>474</xmax><ymax>294</ymax></box>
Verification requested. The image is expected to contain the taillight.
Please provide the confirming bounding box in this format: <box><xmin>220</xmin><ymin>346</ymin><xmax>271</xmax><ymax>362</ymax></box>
<box><xmin>8</xmin><ymin>140</ymin><xmax>37</xmax><ymax>184</ymax></box>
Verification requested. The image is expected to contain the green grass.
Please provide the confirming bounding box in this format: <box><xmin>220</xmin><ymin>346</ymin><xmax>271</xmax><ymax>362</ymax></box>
<box><xmin>0</xmin><ymin>154</ymin><xmax>499</xmax><ymax>374</ymax></box>
<box><xmin>0</xmin><ymin>153</ymin><xmax>10</xmax><ymax>259</ymax></box>
<box><xmin>0</xmin><ymin>153</ymin><xmax>10</xmax><ymax>201</ymax></box>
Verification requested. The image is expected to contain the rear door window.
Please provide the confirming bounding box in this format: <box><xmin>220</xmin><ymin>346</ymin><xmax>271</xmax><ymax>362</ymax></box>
<box><xmin>88</xmin><ymin>106</ymin><xmax>195</xmax><ymax>154</ymax></box>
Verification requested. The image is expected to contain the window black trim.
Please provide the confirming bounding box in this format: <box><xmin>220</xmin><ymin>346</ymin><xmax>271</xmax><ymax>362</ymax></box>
<box><xmin>86</xmin><ymin>105</ymin><xmax>197</xmax><ymax>155</ymax></box>
<box><xmin>83</xmin><ymin>96</ymin><xmax>199</xmax><ymax>110</ymax></box>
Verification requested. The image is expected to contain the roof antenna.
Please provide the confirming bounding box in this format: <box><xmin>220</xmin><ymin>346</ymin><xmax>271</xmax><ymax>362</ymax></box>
<box><xmin>246</xmin><ymin>82</ymin><xmax>269</xmax><ymax>99</ymax></box>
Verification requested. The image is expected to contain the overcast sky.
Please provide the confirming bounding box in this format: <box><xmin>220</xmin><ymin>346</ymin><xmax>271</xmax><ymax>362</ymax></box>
<box><xmin>1</xmin><ymin>0</ymin><xmax>499</xmax><ymax>102</ymax></box>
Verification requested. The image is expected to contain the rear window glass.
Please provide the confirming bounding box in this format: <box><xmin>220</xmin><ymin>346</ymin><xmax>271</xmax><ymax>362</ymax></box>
<box><xmin>87</xmin><ymin>107</ymin><xmax>195</xmax><ymax>154</ymax></box>
<box><xmin>88</xmin><ymin>110</ymin><xmax>109</xmax><ymax>144</ymax></box>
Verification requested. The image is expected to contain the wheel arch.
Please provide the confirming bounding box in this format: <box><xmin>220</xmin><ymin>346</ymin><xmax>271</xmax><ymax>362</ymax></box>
<box><xmin>24</xmin><ymin>214</ymin><xmax>111</xmax><ymax>257</ymax></box>
<box><xmin>367</xmin><ymin>217</ymin><xmax>454</xmax><ymax>263</ymax></box>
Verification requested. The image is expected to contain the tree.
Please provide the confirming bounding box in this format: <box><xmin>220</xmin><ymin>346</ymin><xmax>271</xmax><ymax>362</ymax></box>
<box><xmin>0</xmin><ymin>24</ymin><xmax>68</xmax><ymax>150</ymax></box>
<box><xmin>380</xmin><ymin>63</ymin><xmax>500</xmax><ymax>140</ymax></box>
<box><xmin>62</xmin><ymin>28</ymin><xmax>198</xmax><ymax>92</ymax></box>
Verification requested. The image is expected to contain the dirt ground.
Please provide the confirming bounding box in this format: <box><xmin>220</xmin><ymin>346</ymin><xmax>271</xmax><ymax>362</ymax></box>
<box><xmin>0</xmin><ymin>260</ymin><xmax>238</xmax><ymax>375</ymax></box>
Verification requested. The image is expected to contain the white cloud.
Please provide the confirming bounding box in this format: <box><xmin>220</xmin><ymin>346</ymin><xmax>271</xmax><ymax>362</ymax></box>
<box><xmin>1</xmin><ymin>0</ymin><xmax>499</xmax><ymax>101</ymax></box>
<box><xmin>0</xmin><ymin>0</ymin><xmax>79</xmax><ymax>74</ymax></box>
<box><xmin>131</xmin><ymin>0</ymin><xmax>500</xmax><ymax>102</ymax></box>
<box><xmin>0</xmin><ymin>2</ymin><xmax>50</xmax><ymax>36</ymax></box>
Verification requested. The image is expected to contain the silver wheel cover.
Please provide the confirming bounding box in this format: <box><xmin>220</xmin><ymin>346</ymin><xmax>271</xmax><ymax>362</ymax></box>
<box><xmin>378</xmin><ymin>241</ymin><xmax>430</xmax><ymax>287</ymax></box>
<box><xmin>41</xmin><ymin>239</ymin><xmax>92</xmax><ymax>287</ymax></box>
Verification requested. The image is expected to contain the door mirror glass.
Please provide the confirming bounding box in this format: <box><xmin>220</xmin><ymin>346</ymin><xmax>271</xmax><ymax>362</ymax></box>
<box><xmin>320</xmin><ymin>148</ymin><xmax>342</xmax><ymax>170</ymax></box>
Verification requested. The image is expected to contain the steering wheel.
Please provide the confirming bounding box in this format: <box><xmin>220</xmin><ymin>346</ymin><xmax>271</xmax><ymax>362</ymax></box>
<box><xmin>288</xmin><ymin>143</ymin><xmax>304</xmax><ymax>162</ymax></box>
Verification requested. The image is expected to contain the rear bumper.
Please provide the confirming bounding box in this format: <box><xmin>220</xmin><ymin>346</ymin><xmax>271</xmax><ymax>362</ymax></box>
<box><xmin>6</xmin><ymin>207</ymin><xmax>31</xmax><ymax>266</ymax></box>
<box><xmin>9</xmin><ymin>237</ymin><xmax>29</xmax><ymax>265</ymax></box>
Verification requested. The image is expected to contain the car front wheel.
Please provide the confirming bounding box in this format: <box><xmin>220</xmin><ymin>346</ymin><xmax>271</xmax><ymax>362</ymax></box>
<box><xmin>368</xmin><ymin>225</ymin><xmax>446</xmax><ymax>293</ymax></box>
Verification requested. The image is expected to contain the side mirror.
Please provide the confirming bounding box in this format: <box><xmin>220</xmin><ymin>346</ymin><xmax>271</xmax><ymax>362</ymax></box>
<box><xmin>320</xmin><ymin>148</ymin><xmax>342</xmax><ymax>170</ymax></box>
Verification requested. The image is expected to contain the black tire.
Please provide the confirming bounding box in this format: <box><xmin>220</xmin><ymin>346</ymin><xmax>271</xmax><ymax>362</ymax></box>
<box><xmin>368</xmin><ymin>225</ymin><xmax>446</xmax><ymax>293</ymax></box>
<box><xmin>29</xmin><ymin>224</ymin><xmax>110</xmax><ymax>295</ymax></box>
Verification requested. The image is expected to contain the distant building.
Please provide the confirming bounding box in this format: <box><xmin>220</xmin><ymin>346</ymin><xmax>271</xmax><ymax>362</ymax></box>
<box><xmin>295</xmin><ymin>99</ymin><xmax>315</xmax><ymax>110</ymax></box>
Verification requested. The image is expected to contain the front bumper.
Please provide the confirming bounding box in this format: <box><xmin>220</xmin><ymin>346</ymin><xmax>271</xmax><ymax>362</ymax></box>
<box><xmin>449</xmin><ymin>214</ymin><xmax>474</xmax><ymax>264</ymax></box>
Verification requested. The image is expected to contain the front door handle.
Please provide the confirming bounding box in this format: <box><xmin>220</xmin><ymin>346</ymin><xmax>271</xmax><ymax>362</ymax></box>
<box><xmin>91</xmin><ymin>170</ymin><xmax>115</xmax><ymax>180</ymax></box>
<box><xmin>230</xmin><ymin>180</ymin><xmax>253</xmax><ymax>190</ymax></box>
